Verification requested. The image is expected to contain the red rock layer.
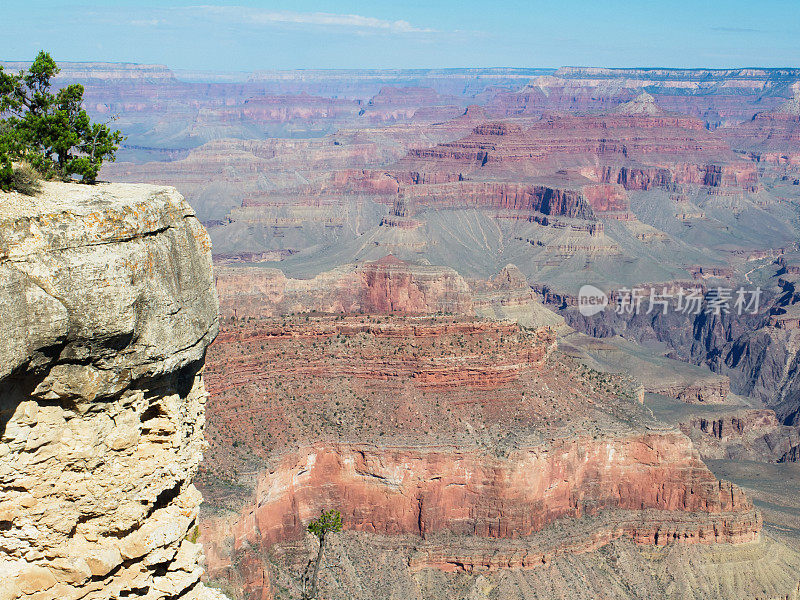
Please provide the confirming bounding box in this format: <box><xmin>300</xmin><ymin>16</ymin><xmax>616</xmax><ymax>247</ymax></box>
<box><xmin>322</xmin><ymin>108</ymin><xmax>756</xmax><ymax>230</ymax></box>
<box><xmin>408</xmin><ymin>114</ymin><xmax>733</xmax><ymax>168</ymax></box>
<box><xmin>586</xmin><ymin>162</ymin><xmax>758</xmax><ymax>191</ymax></box>
<box><xmin>385</xmin><ymin>111</ymin><xmax>759</xmax><ymax>201</ymax></box>
<box><xmin>200</xmin><ymin>315</ymin><xmax>612</xmax><ymax>482</ymax></box>
<box><xmin>234</xmin><ymin>436</ymin><xmax>759</xmax><ymax>551</ymax></box>
<box><xmin>198</xmin><ymin>313</ymin><xmax>762</xmax><ymax>597</ymax></box>
<box><xmin>330</xmin><ymin>172</ymin><xmax>627</xmax><ymax>219</ymax></box>
<box><xmin>359</xmin><ymin>256</ymin><xmax>469</xmax><ymax>314</ymax></box>
<box><xmin>399</xmin><ymin>181</ymin><xmax>598</xmax><ymax>218</ymax></box>
<box><xmin>724</xmin><ymin>112</ymin><xmax>800</xmax><ymax>165</ymax></box>
<box><xmin>208</xmin><ymin>318</ymin><xmax>555</xmax><ymax>392</ymax></box>
<box><xmin>214</xmin><ymin>257</ymin><xmax>474</xmax><ymax>319</ymax></box>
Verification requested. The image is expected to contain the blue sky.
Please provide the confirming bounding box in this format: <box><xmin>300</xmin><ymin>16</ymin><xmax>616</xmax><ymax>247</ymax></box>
<box><xmin>2</xmin><ymin>1</ymin><xmax>799</xmax><ymax>71</ymax></box>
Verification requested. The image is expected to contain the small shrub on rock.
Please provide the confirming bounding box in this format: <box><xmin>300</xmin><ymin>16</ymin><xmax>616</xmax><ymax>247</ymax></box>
<box><xmin>9</xmin><ymin>163</ymin><xmax>43</xmax><ymax>196</ymax></box>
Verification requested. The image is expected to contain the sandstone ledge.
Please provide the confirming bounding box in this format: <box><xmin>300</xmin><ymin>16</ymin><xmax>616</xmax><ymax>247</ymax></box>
<box><xmin>0</xmin><ymin>183</ymin><xmax>222</xmax><ymax>600</ymax></box>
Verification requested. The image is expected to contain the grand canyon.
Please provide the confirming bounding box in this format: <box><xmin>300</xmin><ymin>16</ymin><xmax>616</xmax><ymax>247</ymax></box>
<box><xmin>3</xmin><ymin>10</ymin><xmax>800</xmax><ymax>599</ymax></box>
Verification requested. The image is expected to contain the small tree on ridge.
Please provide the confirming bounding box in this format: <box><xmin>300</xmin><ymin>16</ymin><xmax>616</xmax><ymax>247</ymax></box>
<box><xmin>302</xmin><ymin>509</ymin><xmax>342</xmax><ymax>600</ymax></box>
<box><xmin>0</xmin><ymin>50</ymin><xmax>124</xmax><ymax>190</ymax></box>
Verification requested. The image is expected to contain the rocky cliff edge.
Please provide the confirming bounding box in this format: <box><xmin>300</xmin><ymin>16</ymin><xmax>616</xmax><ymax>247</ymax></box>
<box><xmin>0</xmin><ymin>182</ymin><xmax>224</xmax><ymax>600</ymax></box>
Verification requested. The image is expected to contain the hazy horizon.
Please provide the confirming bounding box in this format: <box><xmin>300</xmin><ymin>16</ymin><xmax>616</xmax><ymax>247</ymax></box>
<box><xmin>6</xmin><ymin>62</ymin><xmax>800</xmax><ymax>73</ymax></box>
<box><xmin>2</xmin><ymin>0</ymin><xmax>799</xmax><ymax>72</ymax></box>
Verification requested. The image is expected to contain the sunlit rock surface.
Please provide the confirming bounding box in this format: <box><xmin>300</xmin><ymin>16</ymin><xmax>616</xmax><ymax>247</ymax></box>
<box><xmin>0</xmin><ymin>183</ymin><xmax>225</xmax><ymax>600</ymax></box>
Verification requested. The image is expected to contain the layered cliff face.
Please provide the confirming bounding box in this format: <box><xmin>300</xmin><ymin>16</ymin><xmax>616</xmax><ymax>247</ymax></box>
<box><xmin>215</xmin><ymin>259</ymin><xmax>567</xmax><ymax>336</ymax></box>
<box><xmin>237</xmin><ymin>435</ymin><xmax>758</xmax><ymax>553</ymax></box>
<box><xmin>195</xmin><ymin>312</ymin><xmax>775</xmax><ymax>599</ymax></box>
<box><xmin>400</xmin><ymin>109</ymin><xmax>753</xmax><ymax>191</ymax></box>
<box><xmin>0</xmin><ymin>183</ymin><xmax>223</xmax><ymax>600</ymax></box>
<box><xmin>678</xmin><ymin>409</ymin><xmax>800</xmax><ymax>462</ymax></box>
<box><xmin>394</xmin><ymin>181</ymin><xmax>606</xmax><ymax>218</ymax></box>
<box><xmin>723</xmin><ymin>90</ymin><xmax>800</xmax><ymax>165</ymax></box>
<box><xmin>488</xmin><ymin>68</ymin><xmax>798</xmax><ymax>126</ymax></box>
<box><xmin>214</xmin><ymin>256</ymin><xmax>473</xmax><ymax>318</ymax></box>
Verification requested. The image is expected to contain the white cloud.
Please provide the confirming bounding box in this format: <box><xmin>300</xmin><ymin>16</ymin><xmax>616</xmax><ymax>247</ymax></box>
<box><xmin>130</xmin><ymin>18</ymin><xmax>164</xmax><ymax>27</ymax></box>
<box><xmin>180</xmin><ymin>5</ymin><xmax>436</xmax><ymax>34</ymax></box>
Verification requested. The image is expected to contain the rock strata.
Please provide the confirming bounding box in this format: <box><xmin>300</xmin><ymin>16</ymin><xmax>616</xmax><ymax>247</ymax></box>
<box><xmin>237</xmin><ymin>437</ymin><xmax>760</xmax><ymax>551</ymax></box>
<box><xmin>214</xmin><ymin>256</ymin><xmax>473</xmax><ymax>318</ymax></box>
<box><xmin>0</xmin><ymin>183</ymin><xmax>224</xmax><ymax>600</ymax></box>
<box><xmin>198</xmin><ymin>313</ymin><xmax>769</xmax><ymax>599</ymax></box>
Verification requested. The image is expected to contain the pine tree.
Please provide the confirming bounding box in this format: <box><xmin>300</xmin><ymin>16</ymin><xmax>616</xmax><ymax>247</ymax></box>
<box><xmin>0</xmin><ymin>51</ymin><xmax>124</xmax><ymax>191</ymax></box>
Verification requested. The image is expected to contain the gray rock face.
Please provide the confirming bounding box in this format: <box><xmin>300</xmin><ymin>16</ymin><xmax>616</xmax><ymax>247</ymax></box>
<box><xmin>558</xmin><ymin>286</ymin><xmax>800</xmax><ymax>422</ymax></box>
<box><xmin>0</xmin><ymin>183</ymin><xmax>224</xmax><ymax>599</ymax></box>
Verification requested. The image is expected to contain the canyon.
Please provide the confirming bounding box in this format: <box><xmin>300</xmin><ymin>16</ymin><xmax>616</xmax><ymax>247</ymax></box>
<box><xmin>198</xmin><ymin>256</ymin><xmax>800</xmax><ymax>599</ymax></box>
<box><xmin>99</xmin><ymin>62</ymin><xmax>799</xmax><ymax>596</ymax></box>
<box><xmin>3</xmin><ymin>62</ymin><xmax>800</xmax><ymax>599</ymax></box>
